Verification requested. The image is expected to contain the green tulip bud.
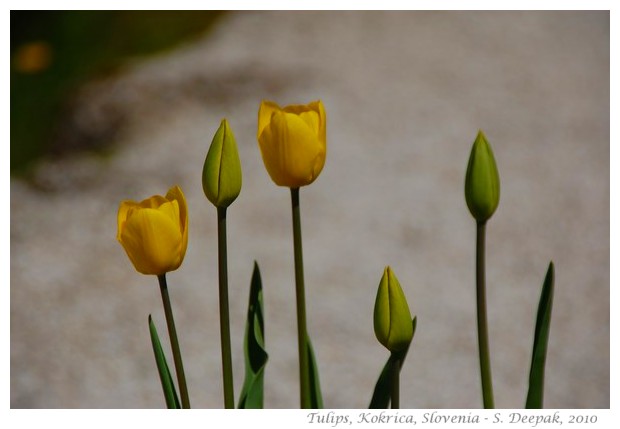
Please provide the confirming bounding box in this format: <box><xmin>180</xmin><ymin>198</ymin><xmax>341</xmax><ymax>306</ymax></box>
<box><xmin>202</xmin><ymin>119</ymin><xmax>242</xmax><ymax>208</ymax></box>
<box><xmin>465</xmin><ymin>130</ymin><xmax>500</xmax><ymax>223</ymax></box>
<box><xmin>374</xmin><ymin>266</ymin><xmax>413</xmax><ymax>352</ymax></box>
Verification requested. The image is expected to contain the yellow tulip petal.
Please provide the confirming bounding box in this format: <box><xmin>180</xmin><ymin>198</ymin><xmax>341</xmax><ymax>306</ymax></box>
<box><xmin>297</xmin><ymin>110</ymin><xmax>320</xmax><ymax>136</ymax></box>
<box><xmin>117</xmin><ymin>200</ymin><xmax>139</xmax><ymax>241</ymax></box>
<box><xmin>120</xmin><ymin>208</ymin><xmax>183</xmax><ymax>275</ymax></box>
<box><xmin>165</xmin><ymin>185</ymin><xmax>189</xmax><ymax>262</ymax></box>
<box><xmin>138</xmin><ymin>195</ymin><xmax>168</xmax><ymax>209</ymax></box>
<box><xmin>165</xmin><ymin>186</ymin><xmax>188</xmax><ymax>234</ymax></box>
<box><xmin>291</xmin><ymin>100</ymin><xmax>326</xmax><ymax>152</ymax></box>
<box><xmin>157</xmin><ymin>200</ymin><xmax>181</xmax><ymax>226</ymax></box>
<box><xmin>280</xmin><ymin>112</ymin><xmax>326</xmax><ymax>185</ymax></box>
<box><xmin>257</xmin><ymin>100</ymin><xmax>281</xmax><ymax>139</ymax></box>
<box><xmin>117</xmin><ymin>195</ymin><xmax>169</xmax><ymax>242</ymax></box>
<box><xmin>155</xmin><ymin>200</ymin><xmax>185</xmax><ymax>263</ymax></box>
<box><xmin>282</xmin><ymin>101</ymin><xmax>325</xmax><ymax>137</ymax></box>
<box><xmin>314</xmin><ymin>100</ymin><xmax>327</xmax><ymax>147</ymax></box>
<box><xmin>282</xmin><ymin>102</ymin><xmax>313</xmax><ymax>115</ymax></box>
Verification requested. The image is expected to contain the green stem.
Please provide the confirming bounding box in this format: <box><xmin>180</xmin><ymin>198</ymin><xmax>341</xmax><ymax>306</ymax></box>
<box><xmin>157</xmin><ymin>274</ymin><xmax>190</xmax><ymax>409</ymax></box>
<box><xmin>291</xmin><ymin>187</ymin><xmax>310</xmax><ymax>408</ymax></box>
<box><xmin>476</xmin><ymin>221</ymin><xmax>495</xmax><ymax>409</ymax></box>
<box><xmin>217</xmin><ymin>207</ymin><xmax>235</xmax><ymax>409</ymax></box>
<box><xmin>391</xmin><ymin>355</ymin><xmax>400</xmax><ymax>409</ymax></box>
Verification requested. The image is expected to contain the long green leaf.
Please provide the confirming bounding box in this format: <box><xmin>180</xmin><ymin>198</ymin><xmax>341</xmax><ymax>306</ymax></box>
<box><xmin>305</xmin><ymin>335</ymin><xmax>324</xmax><ymax>408</ymax></box>
<box><xmin>238</xmin><ymin>262</ymin><xmax>269</xmax><ymax>409</ymax></box>
<box><xmin>369</xmin><ymin>317</ymin><xmax>417</xmax><ymax>409</ymax></box>
<box><xmin>148</xmin><ymin>315</ymin><xmax>180</xmax><ymax>409</ymax></box>
<box><xmin>525</xmin><ymin>262</ymin><xmax>555</xmax><ymax>409</ymax></box>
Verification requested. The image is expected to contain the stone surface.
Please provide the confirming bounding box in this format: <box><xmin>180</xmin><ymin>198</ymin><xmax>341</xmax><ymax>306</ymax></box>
<box><xmin>10</xmin><ymin>11</ymin><xmax>609</xmax><ymax>408</ymax></box>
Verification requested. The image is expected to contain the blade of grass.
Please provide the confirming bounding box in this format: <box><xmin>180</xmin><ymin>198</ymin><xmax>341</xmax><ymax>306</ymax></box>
<box><xmin>148</xmin><ymin>315</ymin><xmax>180</xmax><ymax>409</ymax></box>
<box><xmin>306</xmin><ymin>335</ymin><xmax>324</xmax><ymax>409</ymax></box>
<box><xmin>238</xmin><ymin>262</ymin><xmax>269</xmax><ymax>409</ymax></box>
<box><xmin>369</xmin><ymin>317</ymin><xmax>416</xmax><ymax>409</ymax></box>
<box><xmin>525</xmin><ymin>262</ymin><xmax>555</xmax><ymax>409</ymax></box>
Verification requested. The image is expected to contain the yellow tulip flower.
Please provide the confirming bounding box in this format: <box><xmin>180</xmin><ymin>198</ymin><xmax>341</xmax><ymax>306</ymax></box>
<box><xmin>257</xmin><ymin>100</ymin><xmax>326</xmax><ymax>188</ymax></box>
<box><xmin>117</xmin><ymin>185</ymin><xmax>189</xmax><ymax>276</ymax></box>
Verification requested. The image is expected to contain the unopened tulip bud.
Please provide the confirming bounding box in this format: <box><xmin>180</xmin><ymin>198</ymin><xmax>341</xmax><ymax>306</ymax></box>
<box><xmin>203</xmin><ymin>119</ymin><xmax>242</xmax><ymax>208</ymax></box>
<box><xmin>465</xmin><ymin>130</ymin><xmax>500</xmax><ymax>223</ymax></box>
<box><xmin>374</xmin><ymin>266</ymin><xmax>413</xmax><ymax>352</ymax></box>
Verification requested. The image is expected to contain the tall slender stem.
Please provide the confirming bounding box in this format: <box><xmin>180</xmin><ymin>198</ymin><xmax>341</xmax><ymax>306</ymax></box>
<box><xmin>291</xmin><ymin>187</ymin><xmax>310</xmax><ymax>408</ymax></box>
<box><xmin>476</xmin><ymin>221</ymin><xmax>495</xmax><ymax>409</ymax></box>
<box><xmin>391</xmin><ymin>356</ymin><xmax>401</xmax><ymax>409</ymax></box>
<box><xmin>217</xmin><ymin>207</ymin><xmax>235</xmax><ymax>409</ymax></box>
<box><xmin>157</xmin><ymin>274</ymin><xmax>190</xmax><ymax>409</ymax></box>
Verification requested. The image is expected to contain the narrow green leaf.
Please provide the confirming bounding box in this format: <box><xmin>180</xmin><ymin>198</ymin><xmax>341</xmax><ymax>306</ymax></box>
<box><xmin>525</xmin><ymin>262</ymin><xmax>555</xmax><ymax>409</ymax></box>
<box><xmin>148</xmin><ymin>315</ymin><xmax>180</xmax><ymax>409</ymax></box>
<box><xmin>238</xmin><ymin>262</ymin><xmax>269</xmax><ymax>409</ymax></box>
<box><xmin>306</xmin><ymin>335</ymin><xmax>324</xmax><ymax>409</ymax></box>
<box><xmin>369</xmin><ymin>317</ymin><xmax>417</xmax><ymax>409</ymax></box>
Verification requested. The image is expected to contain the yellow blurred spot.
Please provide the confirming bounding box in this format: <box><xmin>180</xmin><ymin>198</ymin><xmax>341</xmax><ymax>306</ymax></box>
<box><xmin>14</xmin><ymin>41</ymin><xmax>53</xmax><ymax>74</ymax></box>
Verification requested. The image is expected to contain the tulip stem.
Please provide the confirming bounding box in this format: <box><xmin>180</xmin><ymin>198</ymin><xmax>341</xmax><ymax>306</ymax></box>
<box><xmin>291</xmin><ymin>187</ymin><xmax>311</xmax><ymax>409</ymax></box>
<box><xmin>157</xmin><ymin>274</ymin><xmax>190</xmax><ymax>409</ymax></box>
<box><xmin>217</xmin><ymin>207</ymin><xmax>235</xmax><ymax>409</ymax></box>
<box><xmin>391</xmin><ymin>355</ymin><xmax>401</xmax><ymax>409</ymax></box>
<box><xmin>476</xmin><ymin>221</ymin><xmax>494</xmax><ymax>409</ymax></box>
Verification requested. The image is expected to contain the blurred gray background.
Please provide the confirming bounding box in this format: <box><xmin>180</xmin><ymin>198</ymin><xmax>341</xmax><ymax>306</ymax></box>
<box><xmin>10</xmin><ymin>11</ymin><xmax>609</xmax><ymax>408</ymax></box>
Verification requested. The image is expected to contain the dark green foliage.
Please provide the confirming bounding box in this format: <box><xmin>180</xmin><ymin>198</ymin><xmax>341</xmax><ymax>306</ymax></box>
<box><xmin>238</xmin><ymin>262</ymin><xmax>269</xmax><ymax>408</ymax></box>
<box><xmin>148</xmin><ymin>315</ymin><xmax>180</xmax><ymax>409</ymax></box>
<box><xmin>526</xmin><ymin>262</ymin><xmax>555</xmax><ymax>409</ymax></box>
